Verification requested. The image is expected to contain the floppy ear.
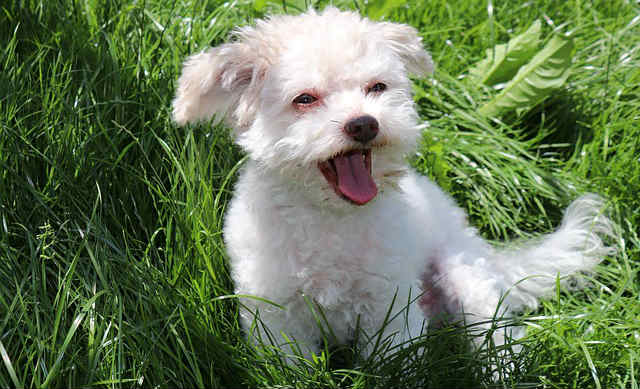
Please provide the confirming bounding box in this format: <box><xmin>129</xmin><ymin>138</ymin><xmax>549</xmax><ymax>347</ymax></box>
<box><xmin>172</xmin><ymin>37</ymin><xmax>268</xmax><ymax>130</ymax></box>
<box><xmin>380</xmin><ymin>22</ymin><xmax>434</xmax><ymax>77</ymax></box>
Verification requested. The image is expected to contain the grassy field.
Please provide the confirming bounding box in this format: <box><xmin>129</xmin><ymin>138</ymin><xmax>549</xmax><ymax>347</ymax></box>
<box><xmin>1</xmin><ymin>0</ymin><xmax>639</xmax><ymax>387</ymax></box>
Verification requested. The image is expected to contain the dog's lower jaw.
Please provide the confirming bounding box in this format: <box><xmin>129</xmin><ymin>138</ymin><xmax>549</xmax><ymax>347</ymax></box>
<box><xmin>318</xmin><ymin>149</ymin><xmax>377</xmax><ymax>206</ymax></box>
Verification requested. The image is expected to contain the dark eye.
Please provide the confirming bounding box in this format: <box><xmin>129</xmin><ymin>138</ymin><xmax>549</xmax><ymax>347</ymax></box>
<box><xmin>367</xmin><ymin>82</ymin><xmax>387</xmax><ymax>94</ymax></box>
<box><xmin>293</xmin><ymin>93</ymin><xmax>318</xmax><ymax>105</ymax></box>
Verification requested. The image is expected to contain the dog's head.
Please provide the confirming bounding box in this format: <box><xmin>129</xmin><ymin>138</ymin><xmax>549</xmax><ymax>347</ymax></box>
<box><xmin>173</xmin><ymin>7</ymin><xmax>432</xmax><ymax>208</ymax></box>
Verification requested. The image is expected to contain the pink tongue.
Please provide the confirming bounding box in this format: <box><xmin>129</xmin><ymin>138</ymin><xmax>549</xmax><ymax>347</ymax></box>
<box><xmin>333</xmin><ymin>152</ymin><xmax>378</xmax><ymax>205</ymax></box>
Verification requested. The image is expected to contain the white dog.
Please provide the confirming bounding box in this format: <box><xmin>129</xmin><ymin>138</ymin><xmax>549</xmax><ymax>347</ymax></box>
<box><xmin>173</xmin><ymin>7</ymin><xmax>614</xmax><ymax>362</ymax></box>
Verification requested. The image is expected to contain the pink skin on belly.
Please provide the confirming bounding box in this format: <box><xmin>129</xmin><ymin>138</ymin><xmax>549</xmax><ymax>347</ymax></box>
<box><xmin>419</xmin><ymin>262</ymin><xmax>459</xmax><ymax>327</ymax></box>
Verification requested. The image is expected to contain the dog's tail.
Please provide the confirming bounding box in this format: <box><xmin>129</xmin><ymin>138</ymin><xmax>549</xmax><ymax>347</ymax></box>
<box><xmin>493</xmin><ymin>194</ymin><xmax>617</xmax><ymax>312</ymax></box>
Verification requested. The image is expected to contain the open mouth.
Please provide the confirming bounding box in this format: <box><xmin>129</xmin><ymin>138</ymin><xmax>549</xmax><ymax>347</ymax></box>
<box><xmin>318</xmin><ymin>149</ymin><xmax>377</xmax><ymax>205</ymax></box>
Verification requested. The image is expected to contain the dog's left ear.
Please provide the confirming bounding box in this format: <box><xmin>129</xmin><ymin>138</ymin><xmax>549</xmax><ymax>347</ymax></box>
<box><xmin>380</xmin><ymin>22</ymin><xmax>434</xmax><ymax>77</ymax></box>
<box><xmin>172</xmin><ymin>29</ymin><xmax>269</xmax><ymax>131</ymax></box>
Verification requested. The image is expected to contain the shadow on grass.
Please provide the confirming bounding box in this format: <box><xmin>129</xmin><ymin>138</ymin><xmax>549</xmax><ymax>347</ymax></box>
<box><xmin>518</xmin><ymin>91</ymin><xmax>596</xmax><ymax>160</ymax></box>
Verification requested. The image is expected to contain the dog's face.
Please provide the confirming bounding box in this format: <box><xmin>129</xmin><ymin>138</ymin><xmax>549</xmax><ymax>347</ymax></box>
<box><xmin>173</xmin><ymin>8</ymin><xmax>433</xmax><ymax>208</ymax></box>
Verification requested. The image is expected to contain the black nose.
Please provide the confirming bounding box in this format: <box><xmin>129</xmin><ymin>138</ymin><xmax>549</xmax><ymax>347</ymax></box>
<box><xmin>344</xmin><ymin>115</ymin><xmax>379</xmax><ymax>144</ymax></box>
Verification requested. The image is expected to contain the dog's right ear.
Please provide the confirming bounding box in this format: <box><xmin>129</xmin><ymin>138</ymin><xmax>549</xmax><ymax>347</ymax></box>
<box><xmin>172</xmin><ymin>37</ymin><xmax>268</xmax><ymax>131</ymax></box>
<box><xmin>379</xmin><ymin>22</ymin><xmax>434</xmax><ymax>78</ymax></box>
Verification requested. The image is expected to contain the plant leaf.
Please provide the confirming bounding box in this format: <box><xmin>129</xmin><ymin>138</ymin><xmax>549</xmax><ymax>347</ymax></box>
<box><xmin>478</xmin><ymin>34</ymin><xmax>574</xmax><ymax>118</ymax></box>
<box><xmin>469</xmin><ymin>20</ymin><xmax>542</xmax><ymax>86</ymax></box>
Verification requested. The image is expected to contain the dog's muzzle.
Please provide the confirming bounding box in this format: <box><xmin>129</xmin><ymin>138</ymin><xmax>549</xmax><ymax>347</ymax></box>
<box><xmin>317</xmin><ymin>115</ymin><xmax>381</xmax><ymax>205</ymax></box>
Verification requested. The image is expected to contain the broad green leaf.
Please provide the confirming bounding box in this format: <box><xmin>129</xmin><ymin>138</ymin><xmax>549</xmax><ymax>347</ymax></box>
<box><xmin>469</xmin><ymin>20</ymin><xmax>542</xmax><ymax>86</ymax></box>
<box><xmin>478</xmin><ymin>34</ymin><xmax>574</xmax><ymax>118</ymax></box>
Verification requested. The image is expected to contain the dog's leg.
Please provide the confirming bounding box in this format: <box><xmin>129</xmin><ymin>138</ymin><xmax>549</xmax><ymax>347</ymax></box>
<box><xmin>436</xmin><ymin>194</ymin><xmax>616</xmax><ymax>351</ymax></box>
<box><xmin>348</xmin><ymin>286</ymin><xmax>430</xmax><ymax>361</ymax></box>
<box><xmin>240</xmin><ymin>296</ymin><xmax>324</xmax><ymax>363</ymax></box>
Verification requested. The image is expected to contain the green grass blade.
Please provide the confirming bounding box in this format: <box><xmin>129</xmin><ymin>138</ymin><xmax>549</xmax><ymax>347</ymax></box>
<box><xmin>579</xmin><ymin>341</ymin><xmax>602</xmax><ymax>389</ymax></box>
<box><xmin>41</xmin><ymin>291</ymin><xmax>106</xmax><ymax>388</ymax></box>
<box><xmin>0</xmin><ymin>341</ymin><xmax>21</xmax><ymax>389</ymax></box>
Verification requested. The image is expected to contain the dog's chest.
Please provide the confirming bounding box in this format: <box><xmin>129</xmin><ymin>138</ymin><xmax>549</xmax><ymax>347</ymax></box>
<box><xmin>276</xmin><ymin>204</ymin><xmax>423</xmax><ymax>309</ymax></box>
<box><xmin>226</xmin><ymin>166</ymin><xmax>439</xmax><ymax>312</ymax></box>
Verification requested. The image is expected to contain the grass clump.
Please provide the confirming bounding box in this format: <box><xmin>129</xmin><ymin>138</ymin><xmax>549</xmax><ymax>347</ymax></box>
<box><xmin>1</xmin><ymin>0</ymin><xmax>639</xmax><ymax>387</ymax></box>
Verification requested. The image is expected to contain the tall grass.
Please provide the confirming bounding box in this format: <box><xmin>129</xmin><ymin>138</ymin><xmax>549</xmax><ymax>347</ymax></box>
<box><xmin>0</xmin><ymin>0</ymin><xmax>638</xmax><ymax>387</ymax></box>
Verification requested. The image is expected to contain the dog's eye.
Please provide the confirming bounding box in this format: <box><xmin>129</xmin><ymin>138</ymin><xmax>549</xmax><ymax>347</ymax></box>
<box><xmin>367</xmin><ymin>82</ymin><xmax>387</xmax><ymax>94</ymax></box>
<box><xmin>293</xmin><ymin>93</ymin><xmax>318</xmax><ymax>105</ymax></box>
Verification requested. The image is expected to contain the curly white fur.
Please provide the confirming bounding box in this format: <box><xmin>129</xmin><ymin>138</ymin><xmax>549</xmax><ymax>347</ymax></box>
<box><xmin>173</xmin><ymin>7</ymin><xmax>615</xmax><ymax>361</ymax></box>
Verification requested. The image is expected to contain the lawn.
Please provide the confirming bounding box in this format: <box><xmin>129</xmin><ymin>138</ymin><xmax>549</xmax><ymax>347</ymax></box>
<box><xmin>1</xmin><ymin>0</ymin><xmax>639</xmax><ymax>387</ymax></box>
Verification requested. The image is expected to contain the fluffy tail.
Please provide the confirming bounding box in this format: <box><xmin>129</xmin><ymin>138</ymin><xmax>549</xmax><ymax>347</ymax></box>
<box><xmin>495</xmin><ymin>194</ymin><xmax>617</xmax><ymax>312</ymax></box>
